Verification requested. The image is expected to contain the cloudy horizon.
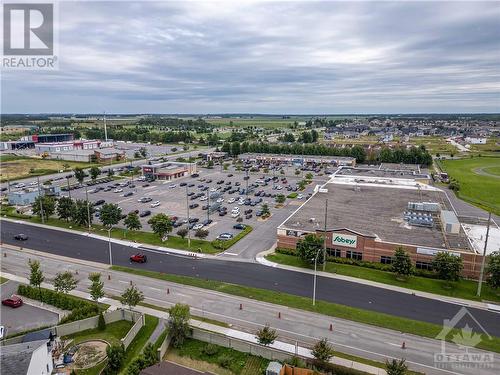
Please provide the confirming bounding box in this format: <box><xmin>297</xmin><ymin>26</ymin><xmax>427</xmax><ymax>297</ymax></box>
<box><xmin>2</xmin><ymin>0</ymin><xmax>500</xmax><ymax>114</ymax></box>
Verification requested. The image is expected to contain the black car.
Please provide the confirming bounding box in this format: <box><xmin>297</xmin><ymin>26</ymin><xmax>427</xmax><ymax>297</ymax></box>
<box><xmin>95</xmin><ymin>199</ymin><xmax>106</xmax><ymax>205</ymax></box>
<box><xmin>139</xmin><ymin>210</ymin><xmax>151</xmax><ymax>217</ymax></box>
<box><xmin>235</xmin><ymin>182</ymin><xmax>241</xmax><ymax>186</ymax></box>
<box><xmin>202</xmin><ymin>219</ymin><xmax>213</xmax><ymax>226</ymax></box>
<box><xmin>206</xmin><ymin>179</ymin><xmax>212</xmax><ymax>183</ymax></box>
<box><xmin>243</xmin><ymin>176</ymin><xmax>250</xmax><ymax>180</ymax></box>
<box><xmin>14</xmin><ymin>233</ymin><xmax>28</xmax><ymax>241</ymax></box>
<box><xmin>227</xmin><ymin>174</ymin><xmax>233</xmax><ymax>177</ymax></box>
<box><xmin>244</xmin><ymin>209</ymin><xmax>253</xmax><ymax>214</ymax></box>
<box><xmin>245</xmin><ymin>214</ymin><xmax>252</xmax><ymax>219</ymax></box>
<box><xmin>187</xmin><ymin>192</ymin><xmax>195</xmax><ymax>196</ymax></box>
<box><xmin>180</xmin><ymin>182</ymin><xmax>187</xmax><ymax>186</ymax></box>
<box><xmin>217</xmin><ymin>180</ymin><xmax>224</xmax><ymax>184</ymax></box>
<box><xmin>233</xmin><ymin>224</ymin><xmax>246</xmax><ymax>230</ymax></box>
<box><xmin>188</xmin><ymin>183</ymin><xmax>195</xmax><ymax>187</ymax></box>
<box><xmin>124</xmin><ymin>192</ymin><xmax>133</xmax><ymax>197</ymax></box>
<box><xmin>142</xmin><ymin>183</ymin><xmax>150</xmax><ymax>187</ymax></box>
<box><xmin>219</xmin><ymin>211</ymin><xmax>227</xmax><ymax>216</ymax></box>
<box><xmin>191</xmin><ymin>173</ymin><xmax>199</xmax><ymax>178</ymax></box>
<box><xmin>173</xmin><ymin>221</ymin><xmax>182</xmax><ymax>227</ymax></box>
<box><xmin>189</xmin><ymin>203</ymin><xmax>199</xmax><ymax>209</ymax></box>
<box><xmin>202</xmin><ymin>205</ymin><xmax>208</xmax><ymax>210</ymax></box>
<box><xmin>129</xmin><ymin>184</ymin><xmax>135</xmax><ymax>188</ymax></box>
<box><xmin>188</xmin><ymin>217</ymin><xmax>199</xmax><ymax>223</ymax></box>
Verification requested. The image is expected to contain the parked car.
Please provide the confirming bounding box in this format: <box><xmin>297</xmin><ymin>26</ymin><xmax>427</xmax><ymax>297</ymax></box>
<box><xmin>227</xmin><ymin>174</ymin><xmax>233</xmax><ymax>177</ymax></box>
<box><xmin>95</xmin><ymin>199</ymin><xmax>106</xmax><ymax>206</ymax></box>
<box><xmin>193</xmin><ymin>223</ymin><xmax>204</xmax><ymax>230</ymax></box>
<box><xmin>180</xmin><ymin>182</ymin><xmax>187</xmax><ymax>186</ymax></box>
<box><xmin>217</xmin><ymin>233</ymin><xmax>233</xmax><ymax>240</ymax></box>
<box><xmin>188</xmin><ymin>183</ymin><xmax>195</xmax><ymax>187</ymax></box>
<box><xmin>189</xmin><ymin>203</ymin><xmax>199</xmax><ymax>209</ymax></box>
<box><xmin>218</xmin><ymin>211</ymin><xmax>227</xmax><ymax>216</ymax></box>
<box><xmin>14</xmin><ymin>233</ymin><xmax>28</xmax><ymax>241</ymax></box>
<box><xmin>188</xmin><ymin>218</ymin><xmax>199</xmax><ymax>223</ymax></box>
<box><xmin>151</xmin><ymin>201</ymin><xmax>161</xmax><ymax>208</ymax></box>
<box><xmin>138</xmin><ymin>197</ymin><xmax>152</xmax><ymax>203</ymax></box>
<box><xmin>233</xmin><ymin>224</ymin><xmax>246</xmax><ymax>230</ymax></box>
<box><xmin>124</xmin><ymin>191</ymin><xmax>134</xmax><ymax>197</ymax></box>
<box><xmin>245</xmin><ymin>214</ymin><xmax>252</xmax><ymax>219</ymax></box>
<box><xmin>113</xmin><ymin>188</ymin><xmax>123</xmax><ymax>193</ymax></box>
<box><xmin>202</xmin><ymin>219</ymin><xmax>213</xmax><ymax>226</ymax></box>
<box><xmin>191</xmin><ymin>173</ymin><xmax>199</xmax><ymax>178</ymax></box>
<box><xmin>142</xmin><ymin>183</ymin><xmax>150</xmax><ymax>187</ymax></box>
<box><xmin>2</xmin><ymin>295</ymin><xmax>23</xmax><ymax>308</ymax></box>
<box><xmin>169</xmin><ymin>184</ymin><xmax>177</xmax><ymax>188</ymax></box>
<box><xmin>139</xmin><ymin>210</ymin><xmax>151</xmax><ymax>217</ymax></box>
<box><xmin>130</xmin><ymin>253</ymin><xmax>147</xmax><ymax>263</ymax></box>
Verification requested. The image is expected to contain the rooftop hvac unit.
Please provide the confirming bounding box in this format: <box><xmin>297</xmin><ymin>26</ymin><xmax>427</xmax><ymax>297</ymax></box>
<box><xmin>309</xmin><ymin>217</ymin><xmax>316</xmax><ymax>223</ymax></box>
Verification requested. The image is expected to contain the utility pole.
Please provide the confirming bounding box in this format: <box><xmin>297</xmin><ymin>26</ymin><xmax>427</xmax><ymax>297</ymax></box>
<box><xmin>207</xmin><ymin>190</ymin><xmax>210</xmax><ymax>222</ymax></box>
<box><xmin>186</xmin><ymin>185</ymin><xmax>191</xmax><ymax>249</ymax></box>
<box><xmin>66</xmin><ymin>177</ymin><xmax>71</xmax><ymax>199</ymax></box>
<box><xmin>323</xmin><ymin>199</ymin><xmax>328</xmax><ymax>271</ymax></box>
<box><xmin>103</xmin><ymin>111</ymin><xmax>108</xmax><ymax>141</ymax></box>
<box><xmin>108</xmin><ymin>226</ymin><xmax>113</xmax><ymax>266</ymax></box>
<box><xmin>85</xmin><ymin>186</ymin><xmax>91</xmax><ymax>232</ymax></box>
<box><xmin>477</xmin><ymin>212</ymin><xmax>492</xmax><ymax>297</ymax></box>
<box><xmin>245</xmin><ymin>169</ymin><xmax>249</xmax><ymax>197</ymax></box>
<box><xmin>36</xmin><ymin>176</ymin><xmax>44</xmax><ymax>224</ymax></box>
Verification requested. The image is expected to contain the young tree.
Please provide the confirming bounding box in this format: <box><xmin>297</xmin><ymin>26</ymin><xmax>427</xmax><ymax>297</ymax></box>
<box><xmin>98</xmin><ymin>312</ymin><xmax>106</xmax><ymax>331</ymax></box>
<box><xmin>296</xmin><ymin>234</ymin><xmax>323</xmax><ymax>264</ymax></box>
<box><xmin>305</xmin><ymin>172</ymin><xmax>313</xmax><ymax>180</ymax></box>
<box><xmin>120</xmin><ymin>284</ymin><xmax>144</xmax><ymax>310</ymax></box>
<box><xmin>32</xmin><ymin>195</ymin><xmax>56</xmax><ymax>219</ymax></box>
<box><xmin>147</xmin><ymin>213</ymin><xmax>173</xmax><ymax>240</ymax></box>
<box><xmin>124</xmin><ymin>212</ymin><xmax>142</xmax><ymax>232</ymax></box>
<box><xmin>168</xmin><ymin>303</ymin><xmax>191</xmax><ymax>348</ymax></box>
<box><xmin>177</xmin><ymin>228</ymin><xmax>188</xmax><ymax>239</ymax></box>
<box><xmin>256</xmin><ymin>324</ymin><xmax>278</xmax><ymax>346</ymax></box>
<box><xmin>195</xmin><ymin>228</ymin><xmax>209</xmax><ymax>239</ymax></box>
<box><xmin>385</xmin><ymin>358</ymin><xmax>408</xmax><ymax>375</ymax></box>
<box><xmin>261</xmin><ymin>203</ymin><xmax>270</xmax><ymax>218</ymax></box>
<box><xmin>99</xmin><ymin>203</ymin><xmax>122</xmax><ymax>228</ymax></box>
<box><xmin>57</xmin><ymin>196</ymin><xmax>75</xmax><ymax>222</ymax></box>
<box><xmin>54</xmin><ymin>271</ymin><xmax>78</xmax><ymax>294</ymax></box>
<box><xmin>104</xmin><ymin>344</ymin><xmax>125</xmax><ymax>374</ymax></box>
<box><xmin>89</xmin><ymin>166</ymin><xmax>101</xmax><ymax>181</ymax></box>
<box><xmin>391</xmin><ymin>247</ymin><xmax>414</xmax><ymax>279</ymax></box>
<box><xmin>432</xmin><ymin>252</ymin><xmax>463</xmax><ymax>282</ymax></box>
<box><xmin>71</xmin><ymin>199</ymin><xmax>95</xmax><ymax>227</ymax></box>
<box><xmin>486</xmin><ymin>251</ymin><xmax>500</xmax><ymax>290</ymax></box>
<box><xmin>311</xmin><ymin>338</ymin><xmax>335</xmax><ymax>362</ymax></box>
<box><xmin>107</xmin><ymin>168</ymin><xmax>115</xmax><ymax>177</ymax></box>
<box><xmin>88</xmin><ymin>272</ymin><xmax>105</xmax><ymax>304</ymax></box>
<box><xmin>28</xmin><ymin>259</ymin><xmax>44</xmax><ymax>299</ymax></box>
<box><xmin>142</xmin><ymin>343</ymin><xmax>157</xmax><ymax>367</ymax></box>
<box><xmin>275</xmin><ymin>194</ymin><xmax>286</xmax><ymax>204</ymax></box>
<box><xmin>74</xmin><ymin>167</ymin><xmax>85</xmax><ymax>184</ymax></box>
<box><xmin>139</xmin><ymin>147</ymin><xmax>147</xmax><ymax>158</ymax></box>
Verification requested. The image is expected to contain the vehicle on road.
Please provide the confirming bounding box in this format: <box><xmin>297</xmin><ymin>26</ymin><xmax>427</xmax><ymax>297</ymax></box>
<box><xmin>139</xmin><ymin>210</ymin><xmax>151</xmax><ymax>217</ymax></box>
<box><xmin>2</xmin><ymin>295</ymin><xmax>23</xmax><ymax>308</ymax></box>
<box><xmin>151</xmin><ymin>201</ymin><xmax>161</xmax><ymax>207</ymax></box>
<box><xmin>95</xmin><ymin>199</ymin><xmax>106</xmax><ymax>205</ymax></box>
<box><xmin>14</xmin><ymin>233</ymin><xmax>28</xmax><ymax>241</ymax></box>
<box><xmin>169</xmin><ymin>184</ymin><xmax>177</xmax><ymax>188</ymax></box>
<box><xmin>130</xmin><ymin>253</ymin><xmax>147</xmax><ymax>263</ymax></box>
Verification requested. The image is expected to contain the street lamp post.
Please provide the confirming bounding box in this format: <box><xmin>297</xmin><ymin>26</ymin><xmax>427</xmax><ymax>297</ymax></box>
<box><xmin>186</xmin><ymin>185</ymin><xmax>191</xmax><ymax>249</ymax></box>
<box><xmin>85</xmin><ymin>186</ymin><xmax>91</xmax><ymax>232</ymax></box>
<box><xmin>312</xmin><ymin>248</ymin><xmax>322</xmax><ymax>306</ymax></box>
<box><xmin>107</xmin><ymin>226</ymin><xmax>113</xmax><ymax>266</ymax></box>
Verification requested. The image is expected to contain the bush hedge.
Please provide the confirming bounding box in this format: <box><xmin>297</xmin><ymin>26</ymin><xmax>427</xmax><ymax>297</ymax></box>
<box><xmin>17</xmin><ymin>284</ymin><xmax>100</xmax><ymax>323</ymax></box>
<box><xmin>212</xmin><ymin>225</ymin><xmax>253</xmax><ymax>250</ymax></box>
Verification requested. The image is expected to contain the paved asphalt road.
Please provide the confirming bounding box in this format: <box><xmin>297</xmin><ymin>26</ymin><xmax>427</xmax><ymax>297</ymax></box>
<box><xmin>2</xmin><ymin>220</ymin><xmax>499</xmax><ymax>337</ymax></box>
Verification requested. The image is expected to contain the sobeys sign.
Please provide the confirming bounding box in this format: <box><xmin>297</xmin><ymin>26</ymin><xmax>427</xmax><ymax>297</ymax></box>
<box><xmin>332</xmin><ymin>233</ymin><xmax>357</xmax><ymax>248</ymax></box>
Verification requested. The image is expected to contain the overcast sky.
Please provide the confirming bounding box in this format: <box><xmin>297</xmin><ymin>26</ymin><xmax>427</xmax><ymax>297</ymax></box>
<box><xmin>2</xmin><ymin>0</ymin><xmax>500</xmax><ymax>114</ymax></box>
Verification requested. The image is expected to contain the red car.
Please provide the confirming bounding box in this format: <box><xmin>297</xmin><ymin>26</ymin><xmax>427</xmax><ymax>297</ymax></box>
<box><xmin>2</xmin><ymin>295</ymin><xmax>23</xmax><ymax>308</ymax></box>
<box><xmin>130</xmin><ymin>253</ymin><xmax>147</xmax><ymax>263</ymax></box>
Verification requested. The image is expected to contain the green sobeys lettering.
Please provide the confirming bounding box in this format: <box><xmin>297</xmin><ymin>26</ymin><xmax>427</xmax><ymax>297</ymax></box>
<box><xmin>333</xmin><ymin>236</ymin><xmax>356</xmax><ymax>245</ymax></box>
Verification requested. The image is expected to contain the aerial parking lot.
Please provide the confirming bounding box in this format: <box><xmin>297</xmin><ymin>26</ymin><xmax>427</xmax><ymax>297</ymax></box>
<box><xmin>66</xmin><ymin>163</ymin><xmax>327</xmax><ymax>257</ymax></box>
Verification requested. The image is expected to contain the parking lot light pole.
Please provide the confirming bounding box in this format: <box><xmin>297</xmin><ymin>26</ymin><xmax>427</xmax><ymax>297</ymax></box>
<box><xmin>477</xmin><ymin>212</ymin><xmax>492</xmax><ymax>297</ymax></box>
<box><xmin>85</xmin><ymin>186</ymin><xmax>91</xmax><ymax>232</ymax></box>
<box><xmin>37</xmin><ymin>176</ymin><xmax>45</xmax><ymax>224</ymax></box>
<box><xmin>107</xmin><ymin>226</ymin><xmax>113</xmax><ymax>266</ymax></box>
<box><xmin>185</xmin><ymin>185</ymin><xmax>191</xmax><ymax>249</ymax></box>
<box><xmin>207</xmin><ymin>191</ymin><xmax>210</xmax><ymax>221</ymax></box>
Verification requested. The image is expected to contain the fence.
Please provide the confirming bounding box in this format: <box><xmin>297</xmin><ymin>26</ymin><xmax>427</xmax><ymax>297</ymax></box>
<box><xmin>190</xmin><ymin>328</ymin><xmax>292</xmax><ymax>362</ymax></box>
<box><xmin>156</xmin><ymin>332</ymin><xmax>172</xmax><ymax>361</ymax></box>
<box><xmin>2</xmin><ymin>309</ymin><xmax>142</xmax><ymax>347</ymax></box>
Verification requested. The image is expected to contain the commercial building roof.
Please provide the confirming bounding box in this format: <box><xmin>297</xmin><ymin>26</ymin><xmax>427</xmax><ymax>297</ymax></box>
<box><xmin>335</xmin><ymin>166</ymin><xmax>430</xmax><ymax>180</ymax></box>
<box><xmin>280</xmin><ymin>182</ymin><xmax>471</xmax><ymax>251</ymax></box>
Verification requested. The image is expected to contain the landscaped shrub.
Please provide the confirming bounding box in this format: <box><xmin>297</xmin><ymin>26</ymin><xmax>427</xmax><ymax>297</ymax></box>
<box><xmin>217</xmin><ymin>354</ymin><xmax>232</xmax><ymax>368</ymax></box>
<box><xmin>211</xmin><ymin>226</ymin><xmax>253</xmax><ymax>250</ymax></box>
<box><xmin>201</xmin><ymin>343</ymin><xmax>219</xmax><ymax>356</ymax></box>
<box><xmin>17</xmin><ymin>284</ymin><xmax>101</xmax><ymax>323</ymax></box>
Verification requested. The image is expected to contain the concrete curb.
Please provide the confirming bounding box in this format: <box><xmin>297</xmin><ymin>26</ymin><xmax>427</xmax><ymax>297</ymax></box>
<box><xmin>257</xmin><ymin>250</ymin><xmax>500</xmax><ymax>312</ymax></box>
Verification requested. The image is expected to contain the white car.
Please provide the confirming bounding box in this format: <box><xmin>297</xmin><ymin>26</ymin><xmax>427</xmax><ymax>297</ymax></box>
<box><xmin>297</xmin><ymin>194</ymin><xmax>304</xmax><ymax>199</ymax></box>
<box><xmin>217</xmin><ymin>233</ymin><xmax>234</xmax><ymax>240</ymax></box>
<box><xmin>210</xmin><ymin>187</ymin><xmax>217</xmax><ymax>192</ymax></box>
<box><xmin>231</xmin><ymin>208</ymin><xmax>240</xmax><ymax>214</ymax></box>
<box><xmin>228</xmin><ymin>198</ymin><xmax>236</xmax><ymax>204</ymax></box>
<box><xmin>276</xmin><ymin>185</ymin><xmax>283</xmax><ymax>190</ymax></box>
<box><xmin>216</xmin><ymin>198</ymin><xmax>224</xmax><ymax>203</ymax></box>
<box><xmin>169</xmin><ymin>184</ymin><xmax>177</xmax><ymax>188</ymax></box>
<box><xmin>151</xmin><ymin>201</ymin><xmax>161</xmax><ymax>208</ymax></box>
<box><xmin>29</xmin><ymin>181</ymin><xmax>38</xmax><ymax>186</ymax></box>
<box><xmin>231</xmin><ymin>212</ymin><xmax>240</xmax><ymax>218</ymax></box>
<box><xmin>14</xmin><ymin>183</ymin><xmax>25</xmax><ymax>188</ymax></box>
<box><xmin>114</xmin><ymin>188</ymin><xmax>123</xmax><ymax>193</ymax></box>
<box><xmin>238</xmin><ymin>200</ymin><xmax>245</xmax><ymax>205</ymax></box>
<box><xmin>200</xmin><ymin>196</ymin><xmax>208</xmax><ymax>201</ymax></box>
<box><xmin>193</xmin><ymin>223</ymin><xmax>204</xmax><ymax>230</ymax></box>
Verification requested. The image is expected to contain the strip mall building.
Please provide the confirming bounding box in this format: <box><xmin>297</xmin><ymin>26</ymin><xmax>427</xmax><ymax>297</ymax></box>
<box><xmin>277</xmin><ymin>166</ymin><xmax>493</xmax><ymax>279</ymax></box>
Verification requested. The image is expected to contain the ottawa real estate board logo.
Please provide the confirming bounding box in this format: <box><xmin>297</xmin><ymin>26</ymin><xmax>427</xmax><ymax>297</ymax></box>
<box><xmin>434</xmin><ymin>307</ymin><xmax>494</xmax><ymax>370</ymax></box>
<box><xmin>2</xmin><ymin>2</ymin><xmax>58</xmax><ymax>69</ymax></box>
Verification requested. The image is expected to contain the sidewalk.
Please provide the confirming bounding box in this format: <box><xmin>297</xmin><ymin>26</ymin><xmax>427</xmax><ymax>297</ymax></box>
<box><xmin>3</xmin><ymin>271</ymin><xmax>385</xmax><ymax>375</ymax></box>
<box><xmin>256</xmin><ymin>249</ymin><xmax>500</xmax><ymax>312</ymax></box>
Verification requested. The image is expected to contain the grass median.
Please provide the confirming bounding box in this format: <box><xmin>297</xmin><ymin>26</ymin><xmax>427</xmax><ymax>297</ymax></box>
<box><xmin>0</xmin><ymin>207</ymin><xmax>253</xmax><ymax>255</ymax></box>
<box><xmin>266</xmin><ymin>252</ymin><xmax>500</xmax><ymax>303</ymax></box>
<box><xmin>110</xmin><ymin>265</ymin><xmax>500</xmax><ymax>353</ymax></box>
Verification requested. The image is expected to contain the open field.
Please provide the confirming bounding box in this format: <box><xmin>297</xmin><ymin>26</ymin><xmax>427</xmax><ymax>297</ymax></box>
<box><xmin>411</xmin><ymin>136</ymin><xmax>458</xmax><ymax>155</ymax></box>
<box><xmin>468</xmin><ymin>137</ymin><xmax>500</xmax><ymax>156</ymax></box>
<box><xmin>0</xmin><ymin>155</ymin><xmax>97</xmax><ymax>182</ymax></box>
<box><xmin>438</xmin><ymin>156</ymin><xmax>500</xmax><ymax>215</ymax></box>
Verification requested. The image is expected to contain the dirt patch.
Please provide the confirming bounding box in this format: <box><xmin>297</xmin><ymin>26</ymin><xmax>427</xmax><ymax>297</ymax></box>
<box><xmin>69</xmin><ymin>340</ymin><xmax>109</xmax><ymax>370</ymax></box>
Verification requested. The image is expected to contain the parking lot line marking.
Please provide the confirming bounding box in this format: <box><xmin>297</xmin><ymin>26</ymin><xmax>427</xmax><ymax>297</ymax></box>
<box><xmin>222</xmin><ymin>252</ymin><xmax>238</xmax><ymax>256</ymax></box>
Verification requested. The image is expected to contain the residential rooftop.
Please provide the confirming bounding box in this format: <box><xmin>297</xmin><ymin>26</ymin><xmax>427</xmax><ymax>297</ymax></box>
<box><xmin>280</xmin><ymin>182</ymin><xmax>471</xmax><ymax>251</ymax></box>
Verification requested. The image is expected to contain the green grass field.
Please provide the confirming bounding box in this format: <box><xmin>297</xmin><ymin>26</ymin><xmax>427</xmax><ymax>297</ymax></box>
<box><xmin>266</xmin><ymin>253</ymin><xmax>500</xmax><ymax>303</ymax></box>
<box><xmin>438</xmin><ymin>156</ymin><xmax>500</xmax><ymax>215</ymax></box>
<box><xmin>411</xmin><ymin>136</ymin><xmax>458</xmax><ymax>156</ymax></box>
